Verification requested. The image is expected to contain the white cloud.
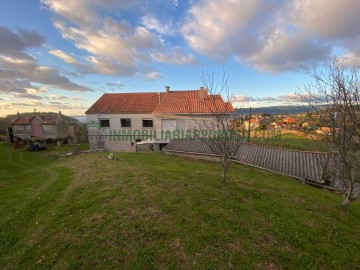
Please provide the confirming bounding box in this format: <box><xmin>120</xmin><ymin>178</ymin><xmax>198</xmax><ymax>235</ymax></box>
<box><xmin>244</xmin><ymin>28</ymin><xmax>331</xmax><ymax>72</ymax></box>
<box><xmin>277</xmin><ymin>93</ymin><xmax>302</xmax><ymax>103</ymax></box>
<box><xmin>52</xmin><ymin>19</ymin><xmax>162</xmax><ymax>76</ymax></box>
<box><xmin>48</xmin><ymin>94</ymin><xmax>69</xmax><ymax>100</ymax></box>
<box><xmin>85</xmin><ymin>55</ymin><xmax>136</xmax><ymax>76</ymax></box>
<box><xmin>13</xmin><ymin>93</ymin><xmax>43</xmax><ymax>100</ymax></box>
<box><xmin>0</xmin><ymin>26</ymin><xmax>44</xmax><ymax>60</ymax></box>
<box><xmin>150</xmin><ymin>47</ymin><xmax>198</xmax><ymax>65</ymax></box>
<box><xmin>41</xmin><ymin>0</ymin><xmax>140</xmax><ymax>27</ymax></box>
<box><xmin>231</xmin><ymin>93</ymin><xmax>302</xmax><ymax>104</ymax></box>
<box><xmin>49</xmin><ymin>49</ymin><xmax>78</xmax><ymax>64</ymax></box>
<box><xmin>230</xmin><ymin>95</ymin><xmax>260</xmax><ymax>103</ymax></box>
<box><xmin>0</xmin><ymin>27</ymin><xmax>93</xmax><ymax>96</ymax></box>
<box><xmin>144</xmin><ymin>71</ymin><xmax>162</xmax><ymax>81</ymax></box>
<box><xmin>286</xmin><ymin>0</ymin><xmax>360</xmax><ymax>39</ymax></box>
<box><xmin>181</xmin><ymin>0</ymin><xmax>360</xmax><ymax>72</ymax></box>
<box><xmin>44</xmin><ymin>1</ymin><xmax>196</xmax><ymax>79</ymax></box>
<box><xmin>141</xmin><ymin>15</ymin><xmax>175</xmax><ymax>36</ymax></box>
<box><xmin>182</xmin><ymin>0</ymin><xmax>271</xmax><ymax>60</ymax></box>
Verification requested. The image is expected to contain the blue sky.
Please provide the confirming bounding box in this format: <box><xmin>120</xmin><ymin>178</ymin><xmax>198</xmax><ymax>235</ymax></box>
<box><xmin>1</xmin><ymin>0</ymin><xmax>360</xmax><ymax>116</ymax></box>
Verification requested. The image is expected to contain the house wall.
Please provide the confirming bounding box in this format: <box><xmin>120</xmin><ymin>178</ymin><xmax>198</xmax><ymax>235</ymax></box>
<box><xmin>68</xmin><ymin>125</ymin><xmax>80</xmax><ymax>139</ymax></box>
<box><xmin>13</xmin><ymin>125</ymin><xmax>33</xmax><ymax>140</ymax></box>
<box><xmin>32</xmin><ymin>118</ymin><xmax>42</xmax><ymax>137</ymax></box>
<box><xmin>42</xmin><ymin>124</ymin><xmax>57</xmax><ymax>139</ymax></box>
<box><xmin>86</xmin><ymin>113</ymin><xmax>228</xmax><ymax>152</ymax></box>
<box><xmin>86</xmin><ymin>113</ymin><xmax>156</xmax><ymax>152</ymax></box>
<box><xmin>154</xmin><ymin>114</ymin><xmax>218</xmax><ymax>138</ymax></box>
<box><xmin>56</xmin><ymin>118</ymin><xmax>69</xmax><ymax>138</ymax></box>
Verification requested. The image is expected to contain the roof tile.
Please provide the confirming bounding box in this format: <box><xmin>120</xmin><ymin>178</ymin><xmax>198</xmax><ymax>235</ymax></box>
<box><xmin>12</xmin><ymin>117</ymin><xmax>33</xmax><ymax>125</ymax></box>
<box><xmin>85</xmin><ymin>93</ymin><xmax>160</xmax><ymax>113</ymax></box>
<box><xmin>86</xmin><ymin>90</ymin><xmax>234</xmax><ymax>114</ymax></box>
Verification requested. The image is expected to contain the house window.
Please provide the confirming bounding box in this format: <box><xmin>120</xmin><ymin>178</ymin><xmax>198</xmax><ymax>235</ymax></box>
<box><xmin>142</xmin><ymin>119</ymin><xmax>153</xmax><ymax>128</ymax></box>
<box><xmin>121</xmin><ymin>118</ymin><xmax>131</xmax><ymax>128</ymax></box>
<box><xmin>99</xmin><ymin>119</ymin><xmax>110</xmax><ymax>127</ymax></box>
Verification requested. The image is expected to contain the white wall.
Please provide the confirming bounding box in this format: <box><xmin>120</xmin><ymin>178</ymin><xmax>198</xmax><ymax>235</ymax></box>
<box><xmin>86</xmin><ymin>113</ymin><xmax>223</xmax><ymax>151</ymax></box>
<box><xmin>86</xmin><ymin>113</ymin><xmax>156</xmax><ymax>152</ymax></box>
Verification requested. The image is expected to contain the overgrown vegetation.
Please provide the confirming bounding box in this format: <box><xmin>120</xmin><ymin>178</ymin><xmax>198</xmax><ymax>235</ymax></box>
<box><xmin>1</xmin><ymin>143</ymin><xmax>359</xmax><ymax>269</ymax></box>
<box><xmin>300</xmin><ymin>58</ymin><xmax>360</xmax><ymax>209</ymax></box>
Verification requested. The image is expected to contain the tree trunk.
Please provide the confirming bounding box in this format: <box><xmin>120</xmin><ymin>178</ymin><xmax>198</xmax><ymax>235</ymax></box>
<box><xmin>342</xmin><ymin>176</ymin><xmax>354</xmax><ymax>211</ymax></box>
<box><xmin>222</xmin><ymin>159</ymin><xmax>228</xmax><ymax>184</ymax></box>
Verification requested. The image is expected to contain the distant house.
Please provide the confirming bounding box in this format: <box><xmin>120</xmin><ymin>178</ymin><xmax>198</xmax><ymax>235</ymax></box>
<box><xmin>271</xmin><ymin>121</ymin><xmax>286</xmax><ymax>129</ymax></box>
<box><xmin>283</xmin><ymin>117</ymin><xmax>296</xmax><ymax>125</ymax></box>
<box><xmin>316</xmin><ymin>126</ymin><xmax>333</xmax><ymax>135</ymax></box>
<box><xmin>243</xmin><ymin>118</ymin><xmax>260</xmax><ymax>130</ymax></box>
<box><xmin>11</xmin><ymin>114</ymin><xmax>79</xmax><ymax>142</ymax></box>
<box><xmin>85</xmin><ymin>86</ymin><xmax>234</xmax><ymax>152</ymax></box>
<box><xmin>302</xmin><ymin>121</ymin><xmax>317</xmax><ymax>130</ymax></box>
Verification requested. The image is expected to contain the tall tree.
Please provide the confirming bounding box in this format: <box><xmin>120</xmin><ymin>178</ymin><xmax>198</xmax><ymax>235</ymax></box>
<box><xmin>191</xmin><ymin>70</ymin><xmax>243</xmax><ymax>184</ymax></box>
<box><xmin>300</xmin><ymin>58</ymin><xmax>360</xmax><ymax>209</ymax></box>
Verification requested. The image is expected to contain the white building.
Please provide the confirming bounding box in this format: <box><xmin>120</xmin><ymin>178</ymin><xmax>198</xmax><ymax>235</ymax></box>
<box><xmin>85</xmin><ymin>86</ymin><xmax>234</xmax><ymax>152</ymax></box>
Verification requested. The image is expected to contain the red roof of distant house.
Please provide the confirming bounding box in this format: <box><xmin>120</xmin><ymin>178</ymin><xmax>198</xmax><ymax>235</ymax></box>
<box><xmin>12</xmin><ymin>114</ymin><xmax>74</xmax><ymax>125</ymax></box>
<box><xmin>11</xmin><ymin>117</ymin><xmax>33</xmax><ymax>125</ymax></box>
<box><xmin>40</xmin><ymin>115</ymin><xmax>59</xmax><ymax>124</ymax></box>
<box><xmin>86</xmin><ymin>90</ymin><xmax>234</xmax><ymax>114</ymax></box>
<box><xmin>247</xmin><ymin>118</ymin><xmax>258</xmax><ymax>123</ymax></box>
<box><xmin>284</xmin><ymin>117</ymin><xmax>296</xmax><ymax>124</ymax></box>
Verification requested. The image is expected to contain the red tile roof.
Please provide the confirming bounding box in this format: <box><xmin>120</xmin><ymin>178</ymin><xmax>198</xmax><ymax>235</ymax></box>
<box><xmin>40</xmin><ymin>116</ymin><xmax>59</xmax><ymax>124</ymax></box>
<box><xmin>275</xmin><ymin>121</ymin><xmax>285</xmax><ymax>126</ymax></box>
<box><xmin>86</xmin><ymin>90</ymin><xmax>234</xmax><ymax>114</ymax></box>
<box><xmin>86</xmin><ymin>92</ymin><xmax>160</xmax><ymax>113</ymax></box>
<box><xmin>12</xmin><ymin>117</ymin><xmax>33</xmax><ymax>125</ymax></box>
<box><xmin>284</xmin><ymin>117</ymin><xmax>296</xmax><ymax>124</ymax></box>
<box><xmin>153</xmin><ymin>90</ymin><xmax>233</xmax><ymax>114</ymax></box>
<box><xmin>12</xmin><ymin>115</ymin><xmax>73</xmax><ymax>125</ymax></box>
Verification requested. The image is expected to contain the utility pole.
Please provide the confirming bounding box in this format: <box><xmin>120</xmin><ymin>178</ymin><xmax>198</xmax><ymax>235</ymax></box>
<box><xmin>247</xmin><ymin>106</ymin><xmax>252</xmax><ymax>143</ymax></box>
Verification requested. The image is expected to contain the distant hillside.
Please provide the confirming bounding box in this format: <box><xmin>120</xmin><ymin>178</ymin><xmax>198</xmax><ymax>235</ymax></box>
<box><xmin>72</xmin><ymin>116</ymin><xmax>86</xmax><ymax>123</ymax></box>
<box><xmin>236</xmin><ymin>105</ymin><xmax>310</xmax><ymax>115</ymax></box>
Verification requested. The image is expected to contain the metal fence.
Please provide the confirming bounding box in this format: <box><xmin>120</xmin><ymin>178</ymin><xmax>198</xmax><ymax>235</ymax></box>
<box><xmin>163</xmin><ymin>139</ymin><xmax>329</xmax><ymax>185</ymax></box>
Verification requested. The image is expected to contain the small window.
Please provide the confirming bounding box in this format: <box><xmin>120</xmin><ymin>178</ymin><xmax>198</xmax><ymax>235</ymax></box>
<box><xmin>99</xmin><ymin>119</ymin><xmax>110</xmax><ymax>127</ymax></box>
<box><xmin>121</xmin><ymin>118</ymin><xmax>131</xmax><ymax>128</ymax></box>
<box><xmin>142</xmin><ymin>119</ymin><xmax>153</xmax><ymax>128</ymax></box>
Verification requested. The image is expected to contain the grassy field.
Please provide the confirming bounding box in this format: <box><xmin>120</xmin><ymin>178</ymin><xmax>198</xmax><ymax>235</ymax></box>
<box><xmin>1</xmin><ymin>142</ymin><xmax>360</xmax><ymax>269</ymax></box>
<box><xmin>251</xmin><ymin>131</ymin><xmax>327</xmax><ymax>151</ymax></box>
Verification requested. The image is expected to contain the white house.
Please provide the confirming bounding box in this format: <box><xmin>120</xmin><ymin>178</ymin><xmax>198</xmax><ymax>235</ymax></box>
<box><xmin>85</xmin><ymin>86</ymin><xmax>234</xmax><ymax>152</ymax></box>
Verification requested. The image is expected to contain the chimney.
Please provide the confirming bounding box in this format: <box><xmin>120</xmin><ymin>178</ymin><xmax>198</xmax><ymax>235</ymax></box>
<box><xmin>165</xmin><ymin>86</ymin><xmax>170</xmax><ymax>93</ymax></box>
<box><xmin>199</xmin><ymin>86</ymin><xmax>206</xmax><ymax>101</ymax></box>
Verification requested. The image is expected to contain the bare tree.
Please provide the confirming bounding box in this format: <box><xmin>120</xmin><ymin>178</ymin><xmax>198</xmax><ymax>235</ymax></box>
<box><xmin>300</xmin><ymin>57</ymin><xmax>360</xmax><ymax>209</ymax></box>
<box><xmin>190</xmin><ymin>70</ymin><xmax>243</xmax><ymax>184</ymax></box>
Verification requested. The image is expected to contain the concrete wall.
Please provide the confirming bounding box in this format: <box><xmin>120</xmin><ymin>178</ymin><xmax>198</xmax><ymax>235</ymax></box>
<box><xmin>86</xmin><ymin>113</ymin><xmax>222</xmax><ymax>152</ymax></box>
<box><xmin>86</xmin><ymin>113</ymin><xmax>156</xmax><ymax>152</ymax></box>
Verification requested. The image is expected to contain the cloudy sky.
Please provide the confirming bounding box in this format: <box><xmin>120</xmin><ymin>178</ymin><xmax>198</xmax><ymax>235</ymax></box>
<box><xmin>0</xmin><ymin>0</ymin><xmax>359</xmax><ymax>116</ymax></box>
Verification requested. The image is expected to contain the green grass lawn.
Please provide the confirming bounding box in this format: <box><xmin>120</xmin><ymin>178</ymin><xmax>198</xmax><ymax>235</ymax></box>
<box><xmin>252</xmin><ymin>132</ymin><xmax>327</xmax><ymax>151</ymax></box>
<box><xmin>0</xmin><ymin>142</ymin><xmax>359</xmax><ymax>269</ymax></box>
